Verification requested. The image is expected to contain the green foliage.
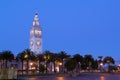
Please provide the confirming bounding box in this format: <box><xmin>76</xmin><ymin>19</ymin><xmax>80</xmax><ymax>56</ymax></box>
<box><xmin>81</xmin><ymin>54</ymin><xmax>94</xmax><ymax>69</ymax></box>
<box><xmin>0</xmin><ymin>50</ymin><xmax>14</xmax><ymax>61</ymax></box>
<box><xmin>65</xmin><ymin>59</ymin><xmax>77</xmax><ymax>72</ymax></box>
<box><xmin>103</xmin><ymin>56</ymin><xmax>115</xmax><ymax>65</ymax></box>
<box><xmin>16</xmin><ymin>49</ymin><xmax>36</xmax><ymax>61</ymax></box>
<box><xmin>0</xmin><ymin>50</ymin><xmax>14</xmax><ymax>68</ymax></box>
<box><xmin>103</xmin><ymin>56</ymin><xmax>115</xmax><ymax>72</ymax></box>
<box><xmin>73</xmin><ymin>54</ymin><xmax>83</xmax><ymax>63</ymax></box>
<box><xmin>36</xmin><ymin>54</ymin><xmax>44</xmax><ymax>62</ymax></box>
<box><xmin>109</xmin><ymin>65</ymin><xmax>117</xmax><ymax>71</ymax></box>
<box><xmin>39</xmin><ymin>64</ymin><xmax>46</xmax><ymax>73</ymax></box>
<box><xmin>91</xmin><ymin>60</ymin><xmax>98</xmax><ymax>69</ymax></box>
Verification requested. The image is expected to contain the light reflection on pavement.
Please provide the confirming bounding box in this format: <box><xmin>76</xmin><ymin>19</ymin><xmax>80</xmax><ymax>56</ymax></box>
<box><xmin>18</xmin><ymin>73</ymin><xmax>120</xmax><ymax>80</ymax></box>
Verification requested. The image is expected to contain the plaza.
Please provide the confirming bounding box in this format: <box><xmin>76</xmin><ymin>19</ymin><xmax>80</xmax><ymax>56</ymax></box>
<box><xmin>18</xmin><ymin>73</ymin><xmax>120</xmax><ymax>80</ymax></box>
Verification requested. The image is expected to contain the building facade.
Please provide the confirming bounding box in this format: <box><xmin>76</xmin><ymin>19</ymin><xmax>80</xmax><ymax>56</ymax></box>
<box><xmin>30</xmin><ymin>13</ymin><xmax>42</xmax><ymax>54</ymax></box>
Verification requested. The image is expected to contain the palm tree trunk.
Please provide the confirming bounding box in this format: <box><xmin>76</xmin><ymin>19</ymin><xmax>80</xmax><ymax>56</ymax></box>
<box><xmin>108</xmin><ymin>63</ymin><xmax>110</xmax><ymax>72</ymax></box>
<box><xmin>39</xmin><ymin>60</ymin><xmax>40</xmax><ymax>74</ymax></box>
<box><xmin>62</xmin><ymin>59</ymin><xmax>64</xmax><ymax>73</ymax></box>
<box><xmin>5</xmin><ymin>60</ymin><xmax>7</xmax><ymax>69</ymax></box>
<box><xmin>27</xmin><ymin>60</ymin><xmax>29</xmax><ymax>74</ymax></box>
<box><xmin>45</xmin><ymin>60</ymin><xmax>48</xmax><ymax>74</ymax></box>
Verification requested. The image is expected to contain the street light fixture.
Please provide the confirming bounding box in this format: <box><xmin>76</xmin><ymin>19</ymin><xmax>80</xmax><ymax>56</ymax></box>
<box><xmin>24</xmin><ymin>53</ymin><xmax>29</xmax><ymax>74</ymax></box>
<box><xmin>44</xmin><ymin>55</ymin><xmax>50</xmax><ymax>74</ymax></box>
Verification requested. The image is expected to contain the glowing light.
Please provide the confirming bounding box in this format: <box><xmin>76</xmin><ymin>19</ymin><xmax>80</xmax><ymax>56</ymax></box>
<box><xmin>36</xmin><ymin>21</ymin><xmax>39</xmax><ymax>25</ymax></box>
<box><xmin>44</xmin><ymin>55</ymin><xmax>46</xmax><ymax>59</ymax></box>
<box><xmin>58</xmin><ymin>62</ymin><xmax>62</xmax><ymax>66</ymax></box>
<box><xmin>30</xmin><ymin>62</ymin><xmax>33</xmax><ymax>66</ymax></box>
<box><xmin>31</xmin><ymin>67</ymin><xmax>35</xmax><ymax>70</ymax></box>
<box><xmin>57</xmin><ymin>77</ymin><xmax>64</xmax><ymax>80</ymax></box>
<box><xmin>35</xmin><ymin>30</ymin><xmax>41</xmax><ymax>35</ymax></box>
<box><xmin>100</xmin><ymin>76</ymin><xmax>105</xmax><ymax>80</ymax></box>
<box><xmin>119</xmin><ymin>64</ymin><xmax>120</xmax><ymax>67</ymax></box>
<box><xmin>56</xmin><ymin>66</ymin><xmax>59</xmax><ymax>72</ymax></box>
<box><xmin>100</xmin><ymin>63</ymin><xmax>103</xmax><ymax>66</ymax></box>
<box><xmin>24</xmin><ymin>54</ymin><xmax>28</xmax><ymax>58</ymax></box>
<box><xmin>33</xmin><ymin>22</ymin><xmax>35</xmax><ymax>26</ymax></box>
<box><xmin>30</xmin><ymin>41</ymin><xmax>33</xmax><ymax>45</ymax></box>
<box><xmin>36</xmin><ymin>41</ymin><xmax>40</xmax><ymax>46</ymax></box>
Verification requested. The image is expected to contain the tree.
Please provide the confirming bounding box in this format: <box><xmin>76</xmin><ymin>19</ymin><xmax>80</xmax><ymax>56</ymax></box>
<box><xmin>0</xmin><ymin>50</ymin><xmax>14</xmax><ymax>69</ymax></box>
<box><xmin>23</xmin><ymin>49</ymin><xmax>36</xmax><ymax>74</ymax></box>
<box><xmin>64</xmin><ymin>59</ymin><xmax>77</xmax><ymax>72</ymax></box>
<box><xmin>36</xmin><ymin>54</ymin><xmax>44</xmax><ymax>74</ymax></box>
<box><xmin>73</xmin><ymin>54</ymin><xmax>83</xmax><ymax>72</ymax></box>
<box><xmin>91</xmin><ymin>60</ymin><xmax>98</xmax><ymax>69</ymax></box>
<box><xmin>49</xmin><ymin>53</ymin><xmax>59</xmax><ymax>73</ymax></box>
<box><xmin>16</xmin><ymin>51</ymin><xmax>26</xmax><ymax>75</ymax></box>
<box><xmin>39</xmin><ymin>64</ymin><xmax>46</xmax><ymax>73</ymax></box>
<box><xmin>43</xmin><ymin>50</ymin><xmax>51</xmax><ymax>73</ymax></box>
<box><xmin>82</xmin><ymin>54</ymin><xmax>94</xmax><ymax>70</ymax></box>
<box><xmin>16</xmin><ymin>49</ymin><xmax>36</xmax><ymax>74</ymax></box>
<box><xmin>58</xmin><ymin>51</ymin><xmax>70</xmax><ymax>72</ymax></box>
<box><xmin>103</xmin><ymin>56</ymin><xmax>115</xmax><ymax>72</ymax></box>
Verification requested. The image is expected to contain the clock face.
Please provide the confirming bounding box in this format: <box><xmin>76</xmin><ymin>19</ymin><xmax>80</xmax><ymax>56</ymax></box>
<box><xmin>36</xmin><ymin>41</ymin><xmax>41</xmax><ymax>46</ymax></box>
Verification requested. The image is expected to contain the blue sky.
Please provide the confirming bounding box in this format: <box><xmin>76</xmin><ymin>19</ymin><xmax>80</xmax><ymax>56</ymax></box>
<box><xmin>0</xmin><ymin>0</ymin><xmax>120</xmax><ymax>61</ymax></box>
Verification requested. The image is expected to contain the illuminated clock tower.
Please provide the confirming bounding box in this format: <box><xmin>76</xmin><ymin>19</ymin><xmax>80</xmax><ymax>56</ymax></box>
<box><xmin>30</xmin><ymin>13</ymin><xmax>42</xmax><ymax>54</ymax></box>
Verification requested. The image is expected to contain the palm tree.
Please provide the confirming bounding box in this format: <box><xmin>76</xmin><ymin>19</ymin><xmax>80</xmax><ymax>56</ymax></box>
<box><xmin>82</xmin><ymin>54</ymin><xmax>94</xmax><ymax>70</ymax></box>
<box><xmin>43</xmin><ymin>50</ymin><xmax>51</xmax><ymax>73</ymax></box>
<box><xmin>73</xmin><ymin>54</ymin><xmax>83</xmax><ymax>72</ymax></box>
<box><xmin>58</xmin><ymin>51</ymin><xmax>70</xmax><ymax>72</ymax></box>
<box><xmin>1</xmin><ymin>50</ymin><xmax>14</xmax><ymax>69</ymax></box>
<box><xmin>36</xmin><ymin>54</ymin><xmax>44</xmax><ymax>74</ymax></box>
<box><xmin>16</xmin><ymin>51</ymin><xmax>26</xmax><ymax>75</ymax></box>
<box><xmin>17</xmin><ymin>49</ymin><xmax>36</xmax><ymax>74</ymax></box>
<box><xmin>98</xmin><ymin>56</ymin><xmax>103</xmax><ymax>70</ymax></box>
<box><xmin>23</xmin><ymin>49</ymin><xmax>36</xmax><ymax>74</ymax></box>
<box><xmin>64</xmin><ymin>59</ymin><xmax>77</xmax><ymax>73</ymax></box>
<box><xmin>103</xmin><ymin>56</ymin><xmax>115</xmax><ymax>72</ymax></box>
<box><xmin>50</xmin><ymin>53</ymin><xmax>59</xmax><ymax>73</ymax></box>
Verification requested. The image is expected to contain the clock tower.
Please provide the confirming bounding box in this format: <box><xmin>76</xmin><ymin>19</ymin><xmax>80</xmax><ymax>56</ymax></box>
<box><xmin>30</xmin><ymin>13</ymin><xmax>42</xmax><ymax>54</ymax></box>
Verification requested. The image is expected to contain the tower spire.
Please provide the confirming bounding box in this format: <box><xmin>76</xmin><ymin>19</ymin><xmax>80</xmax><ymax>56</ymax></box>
<box><xmin>33</xmin><ymin>13</ymin><xmax>40</xmax><ymax>26</ymax></box>
<box><xmin>30</xmin><ymin>13</ymin><xmax>42</xmax><ymax>54</ymax></box>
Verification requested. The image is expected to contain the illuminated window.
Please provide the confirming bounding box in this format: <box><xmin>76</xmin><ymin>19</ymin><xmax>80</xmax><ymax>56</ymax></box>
<box><xmin>35</xmin><ymin>30</ymin><xmax>38</xmax><ymax>34</ymax></box>
<box><xmin>30</xmin><ymin>41</ymin><xmax>33</xmax><ymax>46</ymax></box>
<box><xmin>33</xmin><ymin>22</ymin><xmax>35</xmax><ymax>26</ymax></box>
<box><xmin>36</xmin><ymin>21</ymin><xmax>39</xmax><ymax>25</ymax></box>
<box><xmin>38</xmin><ymin>31</ymin><xmax>41</xmax><ymax>35</ymax></box>
<box><xmin>35</xmin><ymin>30</ymin><xmax>41</xmax><ymax>35</ymax></box>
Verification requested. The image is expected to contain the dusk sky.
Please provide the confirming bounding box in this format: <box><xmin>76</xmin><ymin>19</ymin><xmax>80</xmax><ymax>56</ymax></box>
<box><xmin>0</xmin><ymin>0</ymin><xmax>120</xmax><ymax>61</ymax></box>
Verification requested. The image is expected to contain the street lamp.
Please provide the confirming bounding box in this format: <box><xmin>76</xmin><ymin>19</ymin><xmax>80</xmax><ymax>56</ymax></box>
<box><xmin>59</xmin><ymin>62</ymin><xmax>62</xmax><ymax>66</ymax></box>
<box><xmin>44</xmin><ymin>55</ymin><xmax>50</xmax><ymax>74</ymax></box>
<box><xmin>58</xmin><ymin>62</ymin><xmax>62</xmax><ymax>72</ymax></box>
<box><xmin>24</xmin><ymin>54</ymin><xmax>28</xmax><ymax>59</ymax></box>
<box><xmin>100</xmin><ymin>62</ymin><xmax>103</xmax><ymax>71</ymax></box>
<box><xmin>24</xmin><ymin>54</ymin><xmax>28</xmax><ymax>74</ymax></box>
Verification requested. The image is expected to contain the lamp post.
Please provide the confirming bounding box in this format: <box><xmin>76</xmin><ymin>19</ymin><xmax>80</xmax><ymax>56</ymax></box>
<box><xmin>58</xmin><ymin>62</ymin><xmax>62</xmax><ymax>72</ymax></box>
<box><xmin>78</xmin><ymin>62</ymin><xmax>81</xmax><ymax>73</ymax></box>
<box><xmin>24</xmin><ymin>54</ymin><xmax>28</xmax><ymax>74</ymax></box>
<box><xmin>44</xmin><ymin>55</ymin><xmax>50</xmax><ymax>74</ymax></box>
<box><xmin>107</xmin><ymin>60</ymin><xmax>110</xmax><ymax>72</ymax></box>
<box><xmin>100</xmin><ymin>62</ymin><xmax>103</xmax><ymax>71</ymax></box>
